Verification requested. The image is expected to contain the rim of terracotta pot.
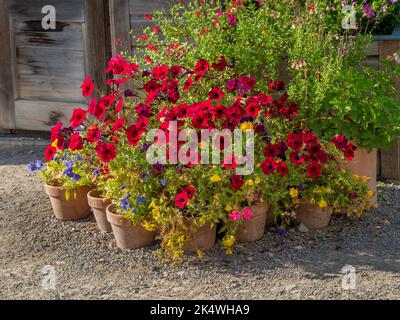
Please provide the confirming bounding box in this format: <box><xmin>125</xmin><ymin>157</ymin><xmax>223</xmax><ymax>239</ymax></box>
<box><xmin>87</xmin><ymin>190</ymin><xmax>111</xmax><ymax>208</ymax></box>
<box><xmin>106</xmin><ymin>204</ymin><xmax>135</xmax><ymax>227</ymax></box>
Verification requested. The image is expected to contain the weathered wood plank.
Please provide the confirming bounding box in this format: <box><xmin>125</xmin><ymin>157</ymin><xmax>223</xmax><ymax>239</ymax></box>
<box><xmin>84</xmin><ymin>0</ymin><xmax>111</xmax><ymax>95</ymax></box>
<box><xmin>18</xmin><ymin>74</ymin><xmax>84</xmax><ymax>103</ymax></box>
<box><xmin>15</xmin><ymin>20</ymin><xmax>84</xmax><ymax>50</ymax></box>
<box><xmin>8</xmin><ymin>0</ymin><xmax>85</xmax><ymax>22</ymax></box>
<box><xmin>129</xmin><ymin>0</ymin><xmax>176</xmax><ymax>15</ymax></box>
<box><xmin>16</xmin><ymin>47</ymin><xmax>85</xmax><ymax>79</ymax></box>
<box><xmin>14</xmin><ymin>99</ymin><xmax>85</xmax><ymax>131</ymax></box>
<box><xmin>0</xmin><ymin>1</ymin><xmax>15</xmax><ymax>130</ymax></box>
<box><xmin>109</xmin><ymin>0</ymin><xmax>131</xmax><ymax>55</ymax></box>
<box><xmin>365</xmin><ymin>40</ymin><xmax>379</xmax><ymax>56</ymax></box>
<box><xmin>379</xmin><ymin>40</ymin><xmax>400</xmax><ymax>179</ymax></box>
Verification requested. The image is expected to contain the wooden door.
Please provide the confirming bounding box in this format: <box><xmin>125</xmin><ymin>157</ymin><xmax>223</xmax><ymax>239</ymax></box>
<box><xmin>0</xmin><ymin>0</ymin><xmax>110</xmax><ymax>132</ymax></box>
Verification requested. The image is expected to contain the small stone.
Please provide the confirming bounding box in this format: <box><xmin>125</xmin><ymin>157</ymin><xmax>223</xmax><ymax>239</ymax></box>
<box><xmin>299</xmin><ymin>223</ymin><xmax>309</xmax><ymax>233</ymax></box>
<box><xmin>383</xmin><ymin>220</ymin><xmax>390</xmax><ymax>225</ymax></box>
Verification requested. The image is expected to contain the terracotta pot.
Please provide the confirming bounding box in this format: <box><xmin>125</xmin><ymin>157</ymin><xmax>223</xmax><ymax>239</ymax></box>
<box><xmin>296</xmin><ymin>201</ymin><xmax>333</xmax><ymax>229</ymax></box>
<box><xmin>341</xmin><ymin>147</ymin><xmax>377</xmax><ymax>205</ymax></box>
<box><xmin>183</xmin><ymin>218</ymin><xmax>216</xmax><ymax>252</ymax></box>
<box><xmin>236</xmin><ymin>205</ymin><xmax>268</xmax><ymax>243</ymax></box>
<box><xmin>87</xmin><ymin>190</ymin><xmax>112</xmax><ymax>233</ymax></box>
<box><xmin>44</xmin><ymin>184</ymin><xmax>92</xmax><ymax>221</ymax></box>
<box><xmin>106</xmin><ymin>205</ymin><xmax>156</xmax><ymax>249</ymax></box>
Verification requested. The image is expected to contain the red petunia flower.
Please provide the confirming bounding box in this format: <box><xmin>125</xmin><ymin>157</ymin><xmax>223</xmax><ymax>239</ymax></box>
<box><xmin>276</xmin><ymin>161</ymin><xmax>289</xmax><ymax>176</ymax></box>
<box><xmin>50</xmin><ymin>121</ymin><xmax>63</xmax><ymax>142</ymax></box>
<box><xmin>175</xmin><ymin>191</ymin><xmax>189</xmax><ymax>209</ymax></box>
<box><xmin>344</xmin><ymin>144</ymin><xmax>356</xmax><ymax>161</ymax></box>
<box><xmin>287</xmin><ymin>132</ymin><xmax>303</xmax><ymax>150</ymax></box>
<box><xmin>170</xmin><ymin>65</ymin><xmax>182</xmax><ymax>78</ymax></box>
<box><xmin>230</xmin><ymin>174</ymin><xmax>244</xmax><ymax>191</ymax></box>
<box><xmin>290</xmin><ymin>151</ymin><xmax>305</xmax><ymax>165</ymax></box>
<box><xmin>212</xmin><ymin>104</ymin><xmax>226</xmax><ymax>119</ymax></box>
<box><xmin>44</xmin><ymin>145</ymin><xmax>57</xmax><ymax>162</ymax></box>
<box><xmin>263</xmin><ymin>144</ymin><xmax>280</xmax><ymax>158</ymax></box>
<box><xmin>208</xmin><ymin>87</ymin><xmax>225</xmax><ymax>101</ymax></box>
<box><xmin>80</xmin><ymin>75</ymin><xmax>94</xmax><ymax>97</ymax></box>
<box><xmin>96</xmin><ymin>142</ymin><xmax>117</xmax><ymax>163</ymax></box>
<box><xmin>260</xmin><ymin>158</ymin><xmax>277</xmax><ymax>175</ymax></box>
<box><xmin>268</xmin><ymin>81</ymin><xmax>285</xmax><ymax>92</ymax></box>
<box><xmin>70</xmin><ymin>108</ymin><xmax>87</xmax><ymax>129</ymax></box>
<box><xmin>183</xmin><ymin>77</ymin><xmax>193</xmax><ymax>91</ymax></box>
<box><xmin>183</xmin><ymin>185</ymin><xmax>196</xmax><ymax>200</ymax></box>
<box><xmin>194</xmin><ymin>59</ymin><xmax>209</xmax><ymax>77</ymax></box>
<box><xmin>152</xmin><ymin>65</ymin><xmax>169</xmax><ymax>80</ymax></box>
<box><xmin>112</xmin><ymin>118</ymin><xmax>125</xmax><ymax>132</ymax></box>
<box><xmin>246</xmin><ymin>102</ymin><xmax>261</xmax><ymax>118</ymax></box>
<box><xmin>306</xmin><ymin>161</ymin><xmax>322</xmax><ymax>179</ymax></box>
<box><xmin>212</xmin><ymin>56</ymin><xmax>227</xmax><ymax>71</ymax></box>
<box><xmin>135</xmin><ymin>104</ymin><xmax>152</xmax><ymax>118</ymax></box>
<box><xmin>144</xmin><ymin>80</ymin><xmax>161</xmax><ymax>95</ymax></box>
<box><xmin>69</xmin><ymin>132</ymin><xmax>83</xmax><ymax>151</ymax></box>
<box><xmin>332</xmin><ymin>134</ymin><xmax>348</xmax><ymax>150</ymax></box>
<box><xmin>86</xmin><ymin>128</ymin><xmax>101</xmax><ymax>143</ymax></box>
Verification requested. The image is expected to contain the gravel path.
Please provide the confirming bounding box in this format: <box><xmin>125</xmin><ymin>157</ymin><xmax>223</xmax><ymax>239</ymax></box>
<box><xmin>0</xmin><ymin>137</ymin><xmax>399</xmax><ymax>300</ymax></box>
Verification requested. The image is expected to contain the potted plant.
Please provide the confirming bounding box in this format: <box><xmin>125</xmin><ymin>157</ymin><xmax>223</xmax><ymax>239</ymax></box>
<box><xmin>28</xmin><ymin>146</ymin><xmax>93</xmax><ymax>221</ymax></box>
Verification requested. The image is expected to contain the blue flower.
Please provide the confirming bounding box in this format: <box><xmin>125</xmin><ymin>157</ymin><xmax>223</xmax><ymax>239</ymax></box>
<box><xmin>136</xmin><ymin>195</ymin><xmax>147</xmax><ymax>205</ymax></box>
<box><xmin>92</xmin><ymin>169</ymin><xmax>100</xmax><ymax>176</ymax></box>
<box><xmin>63</xmin><ymin>167</ymin><xmax>74</xmax><ymax>178</ymax></box>
<box><xmin>72</xmin><ymin>174</ymin><xmax>81</xmax><ymax>182</ymax></box>
<box><xmin>161</xmin><ymin>180</ymin><xmax>167</xmax><ymax>187</ymax></box>
<box><xmin>36</xmin><ymin>160</ymin><xmax>43</xmax><ymax>169</ymax></box>
<box><xmin>120</xmin><ymin>194</ymin><xmax>132</xmax><ymax>211</ymax></box>
<box><xmin>77</xmin><ymin>154</ymin><xmax>83</xmax><ymax>161</ymax></box>
<box><xmin>27</xmin><ymin>162</ymin><xmax>37</xmax><ymax>173</ymax></box>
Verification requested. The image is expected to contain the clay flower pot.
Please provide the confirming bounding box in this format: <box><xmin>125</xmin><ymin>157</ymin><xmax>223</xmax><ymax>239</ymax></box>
<box><xmin>341</xmin><ymin>147</ymin><xmax>377</xmax><ymax>205</ymax></box>
<box><xmin>44</xmin><ymin>184</ymin><xmax>92</xmax><ymax>221</ymax></box>
<box><xmin>183</xmin><ymin>218</ymin><xmax>216</xmax><ymax>252</ymax></box>
<box><xmin>106</xmin><ymin>205</ymin><xmax>156</xmax><ymax>250</ymax></box>
<box><xmin>237</xmin><ymin>205</ymin><xmax>268</xmax><ymax>243</ymax></box>
<box><xmin>87</xmin><ymin>190</ymin><xmax>112</xmax><ymax>233</ymax></box>
<box><xmin>296</xmin><ymin>201</ymin><xmax>333</xmax><ymax>230</ymax></box>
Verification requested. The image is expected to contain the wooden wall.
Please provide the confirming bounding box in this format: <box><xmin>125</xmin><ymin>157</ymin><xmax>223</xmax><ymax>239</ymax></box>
<box><xmin>0</xmin><ymin>0</ymin><xmax>110</xmax><ymax>132</ymax></box>
<box><xmin>110</xmin><ymin>0</ymin><xmax>177</xmax><ymax>56</ymax></box>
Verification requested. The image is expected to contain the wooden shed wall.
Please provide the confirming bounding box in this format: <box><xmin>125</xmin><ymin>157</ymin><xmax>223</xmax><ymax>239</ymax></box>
<box><xmin>0</xmin><ymin>0</ymin><xmax>110</xmax><ymax>132</ymax></box>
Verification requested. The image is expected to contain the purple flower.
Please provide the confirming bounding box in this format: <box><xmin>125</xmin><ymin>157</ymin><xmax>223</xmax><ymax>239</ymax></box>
<box><xmin>140</xmin><ymin>143</ymin><xmax>151</xmax><ymax>152</ymax></box>
<box><xmin>226</xmin><ymin>78</ymin><xmax>237</xmax><ymax>92</ymax></box>
<box><xmin>276</xmin><ymin>227</ymin><xmax>287</xmax><ymax>236</ymax></box>
<box><xmin>120</xmin><ymin>194</ymin><xmax>132</xmax><ymax>211</ymax></box>
<box><xmin>27</xmin><ymin>162</ymin><xmax>37</xmax><ymax>173</ymax></box>
<box><xmin>136</xmin><ymin>195</ymin><xmax>147</xmax><ymax>205</ymax></box>
<box><xmin>362</xmin><ymin>5</ymin><xmax>376</xmax><ymax>18</ymax></box>
<box><xmin>92</xmin><ymin>169</ymin><xmax>100</xmax><ymax>176</ymax></box>
<box><xmin>161</xmin><ymin>179</ymin><xmax>167</xmax><ymax>187</ymax></box>
<box><xmin>72</xmin><ymin>174</ymin><xmax>81</xmax><ymax>182</ymax></box>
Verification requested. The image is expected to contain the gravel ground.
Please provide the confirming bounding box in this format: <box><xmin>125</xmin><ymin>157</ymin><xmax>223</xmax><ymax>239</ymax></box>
<box><xmin>0</xmin><ymin>136</ymin><xmax>399</xmax><ymax>300</ymax></box>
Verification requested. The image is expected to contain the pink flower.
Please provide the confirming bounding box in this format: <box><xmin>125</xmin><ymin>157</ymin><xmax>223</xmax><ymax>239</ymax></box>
<box><xmin>242</xmin><ymin>207</ymin><xmax>253</xmax><ymax>221</ymax></box>
<box><xmin>228</xmin><ymin>210</ymin><xmax>242</xmax><ymax>221</ymax></box>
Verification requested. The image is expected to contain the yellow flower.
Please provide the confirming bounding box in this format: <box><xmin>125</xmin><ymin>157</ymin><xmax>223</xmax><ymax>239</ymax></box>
<box><xmin>255</xmin><ymin>177</ymin><xmax>261</xmax><ymax>185</ymax></box>
<box><xmin>225</xmin><ymin>204</ymin><xmax>233</xmax><ymax>212</ymax></box>
<box><xmin>362</xmin><ymin>176</ymin><xmax>370</xmax><ymax>185</ymax></box>
<box><xmin>222</xmin><ymin>235</ymin><xmax>235</xmax><ymax>248</ymax></box>
<box><xmin>289</xmin><ymin>188</ymin><xmax>299</xmax><ymax>198</ymax></box>
<box><xmin>240</xmin><ymin>121</ymin><xmax>253</xmax><ymax>132</ymax></box>
<box><xmin>367</xmin><ymin>190</ymin><xmax>374</xmax><ymax>198</ymax></box>
<box><xmin>318</xmin><ymin>199</ymin><xmax>328</xmax><ymax>208</ymax></box>
<box><xmin>142</xmin><ymin>221</ymin><xmax>157</xmax><ymax>232</ymax></box>
<box><xmin>51</xmin><ymin>139</ymin><xmax>58</xmax><ymax>148</ymax></box>
<box><xmin>353</xmin><ymin>174</ymin><xmax>360</xmax><ymax>182</ymax></box>
<box><xmin>225</xmin><ymin>247</ymin><xmax>233</xmax><ymax>255</ymax></box>
<box><xmin>245</xmin><ymin>179</ymin><xmax>254</xmax><ymax>187</ymax></box>
<box><xmin>210</xmin><ymin>174</ymin><xmax>222</xmax><ymax>182</ymax></box>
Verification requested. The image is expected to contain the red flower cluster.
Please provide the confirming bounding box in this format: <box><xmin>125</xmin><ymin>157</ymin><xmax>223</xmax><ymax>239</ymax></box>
<box><xmin>175</xmin><ymin>185</ymin><xmax>196</xmax><ymax>209</ymax></box>
<box><xmin>332</xmin><ymin>134</ymin><xmax>357</xmax><ymax>160</ymax></box>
